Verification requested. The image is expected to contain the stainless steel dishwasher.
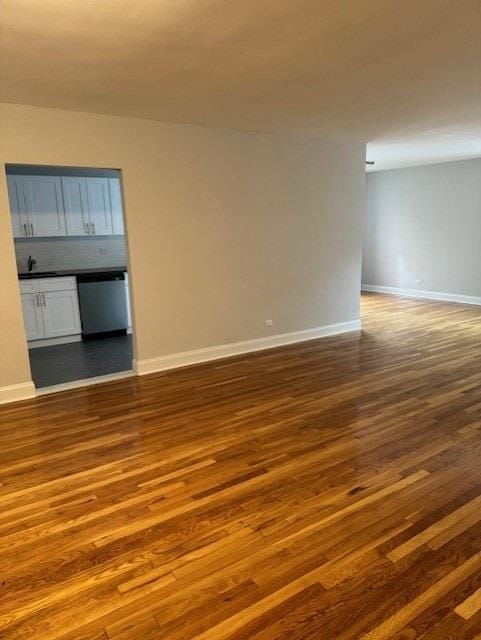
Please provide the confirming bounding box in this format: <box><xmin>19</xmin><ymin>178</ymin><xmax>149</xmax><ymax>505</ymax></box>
<box><xmin>77</xmin><ymin>272</ymin><xmax>128</xmax><ymax>338</ymax></box>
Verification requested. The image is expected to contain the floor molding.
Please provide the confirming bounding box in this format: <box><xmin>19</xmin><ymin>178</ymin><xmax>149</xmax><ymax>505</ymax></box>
<box><xmin>361</xmin><ymin>284</ymin><xmax>481</xmax><ymax>306</ymax></box>
<box><xmin>28</xmin><ymin>335</ymin><xmax>82</xmax><ymax>349</ymax></box>
<box><xmin>134</xmin><ymin>319</ymin><xmax>361</xmax><ymax>376</ymax></box>
<box><xmin>0</xmin><ymin>381</ymin><xmax>36</xmax><ymax>405</ymax></box>
<box><xmin>36</xmin><ymin>370</ymin><xmax>135</xmax><ymax>396</ymax></box>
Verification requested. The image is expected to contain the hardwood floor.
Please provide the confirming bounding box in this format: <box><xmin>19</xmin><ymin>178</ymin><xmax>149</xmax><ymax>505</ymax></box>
<box><xmin>2</xmin><ymin>292</ymin><xmax>481</xmax><ymax>639</ymax></box>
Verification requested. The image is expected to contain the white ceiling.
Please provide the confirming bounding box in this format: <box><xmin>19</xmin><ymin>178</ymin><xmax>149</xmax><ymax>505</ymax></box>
<box><xmin>1</xmin><ymin>0</ymin><xmax>480</xmax><ymax>170</ymax></box>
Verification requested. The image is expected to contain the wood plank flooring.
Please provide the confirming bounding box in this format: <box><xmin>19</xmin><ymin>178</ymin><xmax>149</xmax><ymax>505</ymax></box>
<box><xmin>2</xmin><ymin>292</ymin><xmax>481</xmax><ymax>639</ymax></box>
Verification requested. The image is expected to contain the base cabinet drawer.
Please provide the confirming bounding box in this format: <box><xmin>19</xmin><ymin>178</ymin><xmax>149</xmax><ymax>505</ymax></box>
<box><xmin>19</xmin><ymin>280</ymin><xmax>39</xmax><ymax>295</ymax></box>
<box><xmin>38</xmin><ymin>277</ymin><xmax>77</xmax><ymax>293</ymax></box>
<box><xmin>20</xmin><ymin>276</ymin><xmax>77</xmax><ymax>294</ymax></box>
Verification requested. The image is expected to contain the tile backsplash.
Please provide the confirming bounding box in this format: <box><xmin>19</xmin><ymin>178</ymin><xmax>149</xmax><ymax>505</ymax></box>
<box><xmin>15</xmin><ymin>236</ymin><xmax>127</xmax><ymax>273</ymax></box>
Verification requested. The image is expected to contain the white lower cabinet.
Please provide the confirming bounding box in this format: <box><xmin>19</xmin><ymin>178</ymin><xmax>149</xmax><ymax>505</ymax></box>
<box><xmin>21</xmin><ymin>293</ymin><xmax>46</xmax><ymax>341</ymax></box>
<box><xmin>124</xmin><ymin>272</ymin><xmax>132</xmax><ymax>331</ymax></box>
<box><xmin>42</xmin><ymin>290</ymin><xmax>81</xmax><ymax>338</ymax></box>
<box><xmin>20</xmin><ymin>277</ymin><xmax>81</xmax><ymax>343</ymax></box>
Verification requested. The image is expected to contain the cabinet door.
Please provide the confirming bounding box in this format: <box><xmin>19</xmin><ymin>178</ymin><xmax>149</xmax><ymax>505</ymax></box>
<box><xmin>21</xmin><ymin>293</ymin><xmax>45</xmax><ymax>341</ymax></box>
<box><xmin>42</xmin><ymin>290</ymin><xmax>81</xmax><ymax>338</ymax></box>
<box><xmin>7</xmin><ymin>175</ymin><xmax>30</xmax><ymax>238</ymax></box>
<box><xmin>22</xmin><ymin>176</ymin><xmax>66</xmax><ymax>237</ymax></box>
<box><xmin>62</xmin><ymin>177</ymin><xmax>90</xmax><ymax>236</ymax></box>
<box><xmin>86</xmin><ymin>178</ymin><xmax>113</xmax><ymax>235</ymax></box>
<box><xmin>124</xmin><ymin>273</ymin><xmax>132</xmax><ymax>329</ymax></box>
<box><xmin>109</xmin><ymin>178</ymin><xmax>124</xmax><ymax>235</ymax></box>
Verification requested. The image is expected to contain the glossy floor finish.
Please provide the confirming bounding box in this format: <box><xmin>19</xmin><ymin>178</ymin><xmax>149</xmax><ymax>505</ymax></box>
<box><xmin>2</xmin><ymin>293</ymin><xmax>481</xmax><ymax>639</ymax></box>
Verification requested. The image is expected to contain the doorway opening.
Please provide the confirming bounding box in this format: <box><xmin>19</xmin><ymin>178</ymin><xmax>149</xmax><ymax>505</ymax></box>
<box><xmin>6</xmin><ymin>164</ymin><xmax>134</xmax><ymax>391</ymax></box>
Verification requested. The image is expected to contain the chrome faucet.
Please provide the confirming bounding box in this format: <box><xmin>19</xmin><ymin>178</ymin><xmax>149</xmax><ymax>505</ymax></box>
<box><xmin>27</xmin><ymin>255</ymin><xmax>37</xmax><ymax>274</ymax></box>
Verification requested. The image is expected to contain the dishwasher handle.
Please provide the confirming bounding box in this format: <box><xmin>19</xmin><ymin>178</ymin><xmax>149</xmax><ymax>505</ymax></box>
<box><xmin>77</xmin><ymin>272</ymin><xmax>125</xmax><ymax>283</ymax></box>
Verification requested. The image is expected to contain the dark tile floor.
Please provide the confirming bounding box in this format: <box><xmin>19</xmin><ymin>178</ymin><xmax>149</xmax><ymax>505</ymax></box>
<box><xmin>29</xmin><ymin>334</ymin><xmax>133</xmax><ymax>388</ymax></box>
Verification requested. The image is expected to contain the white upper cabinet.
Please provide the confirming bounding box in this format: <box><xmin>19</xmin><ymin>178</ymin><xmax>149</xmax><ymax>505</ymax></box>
<box><xmin>109</xmin><ymin>178</ymin><xmax>124</xmax><ymax>235</ymax></box>
<box><xmin>62</xmin><ymin>177</ymin><xmax>90</xmax><ymax>236</ymax></box>
<box><xmin>7</xmin><ymin>175</ymin><xmax>29</xmax><ymax>237</ymax></box>
<box><xmin>86</xmin><ymin>178</ymin><xmax>113</xmax><ymax>236</ymax></box>
<box><xmin>63</xmin><ymin>177</ymin><xmax>114</xmax><ymax>236</ymax></box>
<box><xmin>23</xmin><ymin>176</ymin><xmax>66</xmax><ymax>237</ymax></box>
<box><xmin>8</xmin><ymin>175</ymin><xmax>66</xmax><ymax>238</ymax></box>
<box><xmin>8</xmin><ymin>174</ymin><xmax>124</xmax><ymax>238</ymax></box>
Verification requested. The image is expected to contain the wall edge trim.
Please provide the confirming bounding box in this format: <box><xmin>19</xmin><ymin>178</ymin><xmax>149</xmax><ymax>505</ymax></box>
<box><xmin>0</xmin><ymin>381</ymin><xmax>36</xmax><ymax>405</ymax></box>
<box><xmin>134</xmin><ymin>319</ymin><xmax>362</xmax><ymax>376</ymax></box>
<box><xmin>362</xmin><ymin>284</ymin><xmax>481</xmax><ymax>306</ymax></box>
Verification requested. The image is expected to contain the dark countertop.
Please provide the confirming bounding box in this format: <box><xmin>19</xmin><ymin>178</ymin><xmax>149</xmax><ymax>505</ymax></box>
<box><xmin>18</xmin><ymin>266</ymin><xmax>127</xmax><ymax>279</ymax></box>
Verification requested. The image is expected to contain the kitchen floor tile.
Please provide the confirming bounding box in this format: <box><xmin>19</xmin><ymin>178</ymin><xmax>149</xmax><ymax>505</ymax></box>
<box><xmin>29</xmin><ymin>334</ymin><xmax>133</xmax><ymax>388</ymax></box>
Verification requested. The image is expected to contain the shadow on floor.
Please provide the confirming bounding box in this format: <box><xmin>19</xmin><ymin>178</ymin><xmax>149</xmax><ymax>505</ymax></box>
<box><xmin>29</xmin><ymin>334</ymin><xmax>133</xmax><ymax>388</ymax></box>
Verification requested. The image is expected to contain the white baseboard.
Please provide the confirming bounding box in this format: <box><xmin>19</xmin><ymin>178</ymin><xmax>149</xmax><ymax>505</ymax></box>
<box><xmin>36</xmin><ymin>370</ymin><xmax>135</xmax><ymax>396</ymax></box>
<box><xmin>361</xmin><ymin>284</ymin><xmax>481</xmax><ymax>306</ymax></box>
<box><xmin>28</xmin><ymin>334</ymin><xmax>82</xmax><ymax>349</ymax></box>
<box><xmin>0</xmin><ymin>381</ymin><xmax>36</xmax><ymax>405</ymax></box>
<box><xmin>134</xmin><ymin>319</ymin><xmax>361</xmax><ymax>376</ymax></box>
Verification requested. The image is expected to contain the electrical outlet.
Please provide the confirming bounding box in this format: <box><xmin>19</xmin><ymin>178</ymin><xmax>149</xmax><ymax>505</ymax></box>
<box><xmin>264</xmin><ymin>319</ymin><xmax>274</xmax><ymax>327</ymax></box>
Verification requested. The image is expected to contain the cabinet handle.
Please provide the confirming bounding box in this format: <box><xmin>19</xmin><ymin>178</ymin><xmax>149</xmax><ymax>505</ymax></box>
<box><xmin>91</xmin><ymin>222</ymin><xmax>96</xmax><ymax>235</ymax></box>
<box><xmin>23</xmin><ymin>223</ymin><xmax>29</xmax><ymax>237</ymax></box>
<box><xmin>84</xmin><ymin>222</ymin><xmax>90</xmax><ymax>235</ymax></box>
<box><xmin>30</xmin><ymin>222</ymin><xmax>34</xmax><ymax>236</ymax></box>
<box><xmin>42</xmin><ymin>293</ymin><xmax>46</xmax><ymax>306</ymax></box>
<box><xmin>35</xmin><ymin>293</ymin><xmax>40</xmax><ymax>307</ymax></box>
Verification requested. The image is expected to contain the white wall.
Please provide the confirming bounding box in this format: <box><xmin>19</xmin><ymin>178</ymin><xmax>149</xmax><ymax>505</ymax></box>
<box><xmin>363</xmin><ymin>159</ymin><xmax>481</xmax><ymax>297</ymax></box>
<box><xmin>0</xmin><ymin>102</ymin><xmax>365</xmax><ymax>397</ymax></box>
